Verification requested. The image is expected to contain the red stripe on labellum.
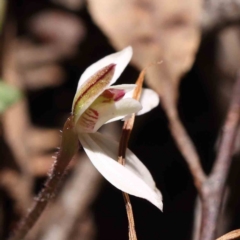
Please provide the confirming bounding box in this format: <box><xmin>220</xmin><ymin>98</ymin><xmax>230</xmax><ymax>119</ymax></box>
<box><xmin>88</xmin><ymin>108</ymin><xmax>99</xmax><ymax>117</ymax></box>
<box><xmin>85</xmin><ymin>112</ymin><xmax>98</xmax><ymax>120</ymax></box>
<box><xmin>79</xmin><ymin>117</ymin><xmax>95</xmax><ymax>130</ymax></box>
<box><xmin>78</xmin><ymin>107</ymin><xmax>99</xmax><ymax>131</ymax></box>
<box><xmin>82</xmin><ymin>116</ymin><xmax>95</xmax><ymax>123</ymax></box>
<box><xmin>74</xmin><ymin>64</ymin><xmax>116</xmax><ymax>110</ymax></box>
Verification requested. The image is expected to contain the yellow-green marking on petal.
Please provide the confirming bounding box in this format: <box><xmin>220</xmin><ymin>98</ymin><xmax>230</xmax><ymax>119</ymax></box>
<box><xmin>72</xmin><ymin>64</ymin><xmax>116</xmax><ymax>124</ymax></box>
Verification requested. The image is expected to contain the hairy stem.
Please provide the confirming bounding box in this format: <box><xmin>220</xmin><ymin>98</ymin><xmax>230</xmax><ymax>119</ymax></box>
<box><xmin>9</xmin><ymin>116</ymin><xmax>79</xmax><ymax>240</ymax></box>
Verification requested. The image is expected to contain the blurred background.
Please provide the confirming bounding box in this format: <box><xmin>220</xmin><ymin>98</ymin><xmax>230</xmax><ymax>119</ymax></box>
<box><xmin>1</xmin><ymin>0</ymin><xmax>240</xmax><ymax>239</ymax></box>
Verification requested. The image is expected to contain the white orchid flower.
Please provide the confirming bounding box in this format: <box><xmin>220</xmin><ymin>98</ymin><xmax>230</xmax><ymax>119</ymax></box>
<box><xmin>72</xmin><ymin>46</ymin><xmax>163</xmax><ymax>211</ymax></box>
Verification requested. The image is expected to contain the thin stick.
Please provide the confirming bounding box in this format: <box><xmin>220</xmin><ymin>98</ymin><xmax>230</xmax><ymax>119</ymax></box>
<box><xmin>117</xmin><ymin>69</ymin><xmax>146</xmax><ymax>240</ymax></box>
<box><xmin>161</xmin><ymin>72</ymin><xmax>240</xmax><ymax>240</ymax></box>
<box><xmin>8</xmin><ymin>116</ymin><xmax>79</xmax><ymax>240</ymax></box>
<box><xmin>161</xmin><ymin>98</ymin><xmax>207</xmax><ymax>195</ymax></box>
<box><xmin>199</xmin><ymin>73</ymin><xmax>240</xmax><ymax>240</ymax></box>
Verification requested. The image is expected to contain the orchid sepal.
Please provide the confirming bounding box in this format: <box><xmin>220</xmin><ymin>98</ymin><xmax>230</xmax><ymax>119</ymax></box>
<box><xmin>79</xmin><ymin>132</ymin><xmax>163</xmax><ymax>210</ymax></box>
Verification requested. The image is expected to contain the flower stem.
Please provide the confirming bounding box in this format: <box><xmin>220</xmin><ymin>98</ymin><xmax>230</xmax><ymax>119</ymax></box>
<box><xmin>8</xmin><ymin>116</ymin><xmax>79</xmax><ymax>240</ymax></box>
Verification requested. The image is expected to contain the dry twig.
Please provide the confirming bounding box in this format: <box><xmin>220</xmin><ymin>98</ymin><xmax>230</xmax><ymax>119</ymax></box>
<box><xmin>165</xmin><ymin>104</ymin><xmax>207</xmax><ymax>194</ymax></box>
<box><xmin>161</xmin><ymin>72</ymin><xmax>240</xmax><ymax>240</ymax></box>
<box><xmin>200</xmin><ymin>74</ymin><xmax>240</xmax><ymax>240</ymax></box>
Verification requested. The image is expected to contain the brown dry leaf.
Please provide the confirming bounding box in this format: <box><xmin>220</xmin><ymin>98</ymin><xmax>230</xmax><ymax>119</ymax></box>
<box><xmin>216</xmin><ymin>229</ymin><xmax>240</xmax><ymax>240</ymax></box>
<box><xmin>87</xmin><ymin>0</ymin><xmax>202</xmax><ymax>107</ymax></box>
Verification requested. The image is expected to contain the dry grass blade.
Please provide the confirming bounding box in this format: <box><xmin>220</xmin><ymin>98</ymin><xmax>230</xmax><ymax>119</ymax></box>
<box><xmin>117</xmin><ymin>69</ymin><xmax>146</xmax><ymax>240</ymax></box>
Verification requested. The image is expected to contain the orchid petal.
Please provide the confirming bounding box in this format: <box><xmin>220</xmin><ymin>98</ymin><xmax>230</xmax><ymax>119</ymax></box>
<box><xmin>77</xmin><ymin>46</ymin><xmax>133</xmax><ymax>91</ymax></box>
<box><xmin>137</xmin><ymin>88</ymin><xmax>159</xmax><ymax>115</ymax></box>
<box><xmin>72</xmin><ymin>64</ymin><xmax>116</xmax><ymax>125</ymax></box>
<box><xmin>77</xmin><ymin>98</ymin><xmax>141</xmax><ymax>133</ymax></box>
<box><xmin>107</xmin><ymin>84</ymin><xmax>136</xmax><ymax>96</ymax></box>
<box><xmin>79</xmin><ymin>132</ymin><xmax>163</xmax><ymax>210</ymax></box>
<box><xmin>106</xmin><ymin>87</ymin><xmax>160</xmax><ymax>123</ymax></box>
<box><xmin>104</xmin><ymin>84</ymin><xmax>137</xmax><ymax>123</ymax></box>
<box><xmin>109</xmin><ymin>87</ymin><xmax>159</xmax><ymax>117</ymax></box>
<box><xmin>105</xmin><ymin>114</ymin><xmax>130</xmax><ymax>124</ymax></box>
